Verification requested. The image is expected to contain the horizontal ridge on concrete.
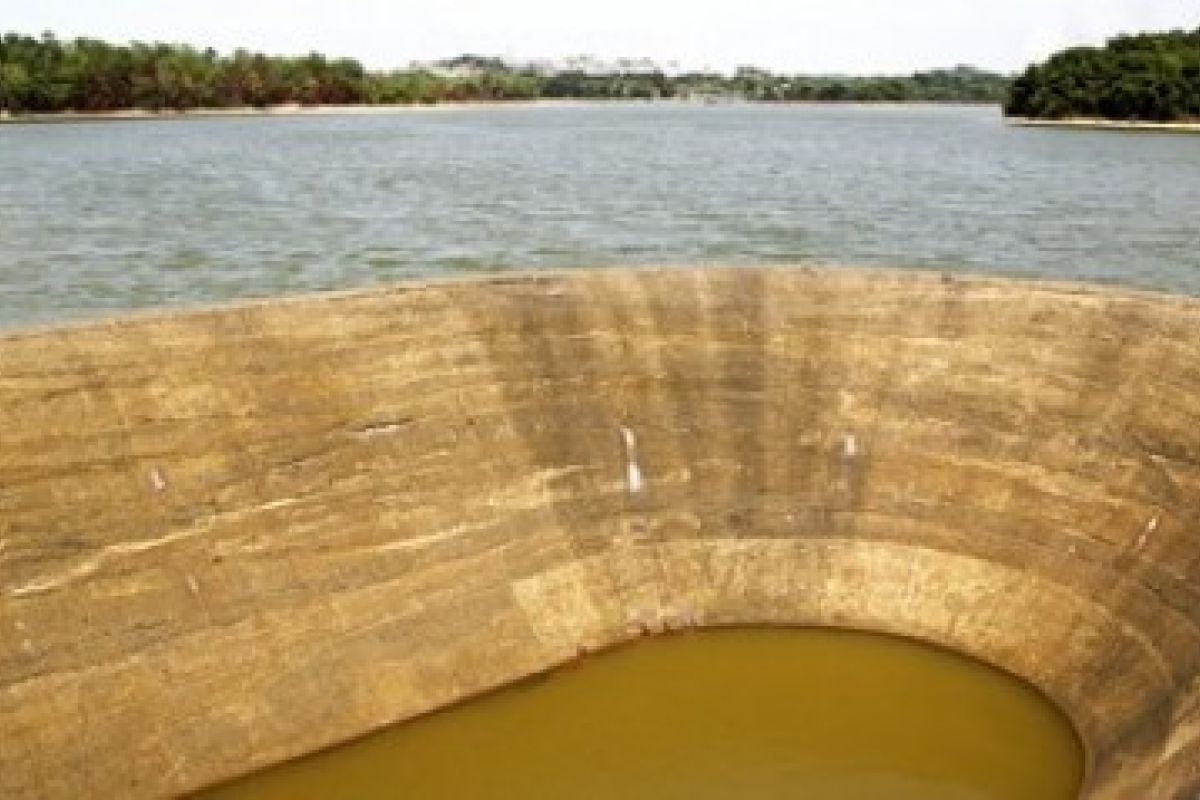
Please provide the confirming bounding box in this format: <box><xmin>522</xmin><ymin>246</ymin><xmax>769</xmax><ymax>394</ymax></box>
<box><xmin>0</xmin><ymin>266</ymin><xmax>1197</xmax><ymax>798</ymax></box>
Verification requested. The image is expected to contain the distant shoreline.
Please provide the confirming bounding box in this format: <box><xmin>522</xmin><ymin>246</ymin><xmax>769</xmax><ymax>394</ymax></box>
<box><xmin>0</xmin><ymin>101</ymin><xmax>574</xmax><ymax>124</ymax></box>
<box><xmin>0</xmin><ymin>99</ymin><xmax>998</xmax><ymax>125</ymax></box>
<box><xmin>1006</xmin><ymin>116</ymin><xmax>1200</xmax><ymax>134</ymax></box>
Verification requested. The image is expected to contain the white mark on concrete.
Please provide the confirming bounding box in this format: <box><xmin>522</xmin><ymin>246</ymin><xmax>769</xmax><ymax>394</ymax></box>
<box><xmin>348</xmin><ymin>419</ymin><xmax>412</xmax><ymax>440</ymax></box>
<box><xmin>149</xmin><ymin>467</ymin><xmax>167</xmax><ymax>493</ymax></box>
<box><xmin>5</xmin><ymin>523</ymin><xmax>212</xmax><ymax>599</ymax></box>
<box><xmin>620</xmin><ymin>425</ymin><xmax>644</xmax><ymax>494</ymax></box>
<box><xmin>15</xmin><ymin>620</ymin><xmax>26</xmax><ymax>631</ymax></box>
<box><xmin>1135</xmin><ymin>515</ymin><xmax>1160</xmax><ymax>551</ymax></box>
<box><xmin>6</xmin><ymin>498</ymin><xmax>306</xmax><ymax>599</ymax></box>
<box><xmin>185</xmin><ymin>574</ymin><xmax>201</xmax><ymax>597</ymax></box>
<box><xmin>842</xmin><ymin>433</ymin><xmax>859</xmax><ymax>458</ymax></box>
<box><xmin>20</xmin><ymin>639</ymin><xmax>34</xmax><ymax>655</ymax></box>
<box><xmin>627</xmin><ymin>462</ymin><xmax>644</xmax><ymax>494</ymax></box>
<box><xmin>255</xmin><ymin>498</ymin><xmax>299</xmax><ymax>513</ymax></box>
<box><xmin>9</xmin><ymin>559</ymin><xmax>108</xmax><ymax>598</ymax></box>
<box><xmin>193</xmin><ymin>497</ymin><xmax>302</xmax><ymax>535</ymax></box>
<box><xmin>358</xmin><ymin>518</ymin><xmax>502</xmax><ymax>556</ymax></box>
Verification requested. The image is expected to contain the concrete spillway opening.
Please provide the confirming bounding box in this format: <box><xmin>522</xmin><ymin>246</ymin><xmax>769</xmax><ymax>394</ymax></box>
<box><xmin>0</xmin><ymin>267</ymin><xmax>1197</xmax><ymax>799</ymax></box>
<box><xmin>200</xmin><ymin>627</ymin><xmax>1084</xmax><ymax>800</ymax></box>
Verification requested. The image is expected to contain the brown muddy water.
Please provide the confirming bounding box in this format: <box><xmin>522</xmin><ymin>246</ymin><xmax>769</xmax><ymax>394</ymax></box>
<box><xmin>198</xmin><ymin>628</ymin><xmax>1083</xmax><ymax>799</ymax></box>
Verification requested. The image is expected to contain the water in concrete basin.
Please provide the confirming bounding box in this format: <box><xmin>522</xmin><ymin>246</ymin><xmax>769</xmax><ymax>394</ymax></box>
<box><xmin>201</xmin><ymin>628</ymin><xmax>1083</xmax><ymax>799</ymax></box>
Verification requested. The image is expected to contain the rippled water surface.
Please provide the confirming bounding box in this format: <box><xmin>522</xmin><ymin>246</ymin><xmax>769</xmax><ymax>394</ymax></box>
<box><xmin>2</xmin><ymin>103</ymin><xmax>1198</xmax><ymax>328</ymax></box>
<box><xmin>200</xmin><ymin>628</ymin><xmax>1084</xmax><ymax>800</ymax></box>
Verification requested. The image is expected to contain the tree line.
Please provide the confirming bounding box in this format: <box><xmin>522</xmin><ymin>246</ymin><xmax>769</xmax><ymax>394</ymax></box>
<box><xmin>1005</xmin><ymin>28</ymin><xmax>1200</xmax><ymax>122</ymax></box>
<box><xmin>0</xmin><ymin>32</ymin><xmax>1011</xmax><ymax>114</ymax></box>
<box><xmin>537</xmin><ymin>65</ymin><xmax>1009</xmax><ymax>103</ymax></box>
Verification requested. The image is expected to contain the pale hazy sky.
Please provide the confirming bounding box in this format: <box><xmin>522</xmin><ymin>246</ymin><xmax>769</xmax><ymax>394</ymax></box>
<box><xmin>3</xmin><ymin>0</ymin><xmax>1197</xmax><ymax>74</ymax></box>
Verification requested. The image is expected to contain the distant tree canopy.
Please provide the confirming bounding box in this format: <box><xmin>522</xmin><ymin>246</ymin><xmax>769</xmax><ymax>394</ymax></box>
<box><xmin>0</xmin><ymin>32</ymin><xmax>1011</xmax><ymax>114</ymax></box>
<box><xmin>1005</xmin><ymin>28</ymin><xmax>1200</xmax><ymax>122</ymax></box>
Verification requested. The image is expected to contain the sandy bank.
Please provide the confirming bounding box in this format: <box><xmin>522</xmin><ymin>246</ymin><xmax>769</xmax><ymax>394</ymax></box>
<box><xmin>0</xmin><ymin>100</ymin><xmax>1000</xmax><ymax>125</ymax></box>
<box><xmin>0</xmin><ymin>100</ymin><xmax>617</xmax><ymax>124</ymax></box>
<box><xmin>1007</xmin><ymin>116</ymin><xmax>1200</xmax><ymax>134</ymax></box>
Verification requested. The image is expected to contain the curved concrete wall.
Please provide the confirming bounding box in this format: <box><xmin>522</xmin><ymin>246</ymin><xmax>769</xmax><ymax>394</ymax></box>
<box><xmin>1</xmin><ymin>267</ymin><xmax>1197</xmax><ymax>798</ymax></box>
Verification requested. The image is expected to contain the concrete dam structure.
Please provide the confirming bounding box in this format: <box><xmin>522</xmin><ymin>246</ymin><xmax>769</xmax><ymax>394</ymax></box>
<box><xmin>0</xmin><ymin>266</ymin><xmax>1197</xmax><ymax>798</ymax></box>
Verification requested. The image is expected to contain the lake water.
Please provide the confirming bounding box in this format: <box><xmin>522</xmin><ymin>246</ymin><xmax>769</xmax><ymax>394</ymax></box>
<box><xmin>198</xmin><ymin>628</ymin><xmax>1084</xmax><ymax>800</ymax></box>
<box><xmin>1</xmin><ymin>103</ymin><xmax>1198</xmax><ymax>329</ymax></box>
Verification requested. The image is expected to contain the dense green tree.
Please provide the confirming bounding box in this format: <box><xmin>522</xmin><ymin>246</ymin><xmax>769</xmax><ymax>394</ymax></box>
<box><xmin>1005</xmin><ymin>27</ymin><xmax>1200</xmax><ymax>122</ymax></box>
<box><xmin>0</xmin><ymin>31</ymin><xmax>1011</xmax><ymax>115</ymax></box>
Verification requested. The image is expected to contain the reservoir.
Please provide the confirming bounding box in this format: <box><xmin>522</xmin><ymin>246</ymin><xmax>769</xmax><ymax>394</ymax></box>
<box><xmin>1</xmin><ymin>103</ymin><xmax>1198</xmax><ymax>330</ymax></box>
<box><xmin>199</xmin><ymin>628</ymin><xmax>1084</xmax><ymax>799</ymax></box>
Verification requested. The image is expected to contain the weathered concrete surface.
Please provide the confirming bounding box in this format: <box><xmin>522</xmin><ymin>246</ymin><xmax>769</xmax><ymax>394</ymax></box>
<box><xmin>0</xmin><ymin>266</ymin><xmax>1197</xmax><ymax>799</ymax></box>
